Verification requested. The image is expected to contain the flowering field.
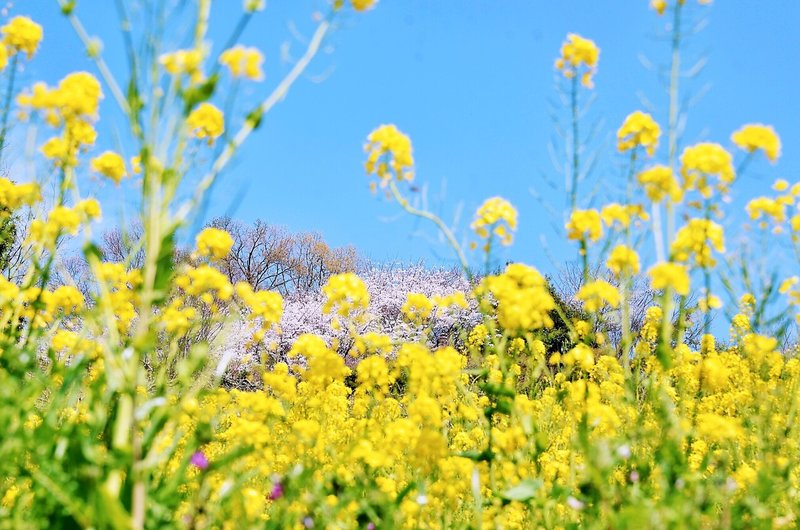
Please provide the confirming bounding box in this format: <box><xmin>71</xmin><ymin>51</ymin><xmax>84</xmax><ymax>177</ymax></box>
<box><xmin>1</xmin><ymin>1</ymin><xmax>799</xmax><ymax>529</ymax></box>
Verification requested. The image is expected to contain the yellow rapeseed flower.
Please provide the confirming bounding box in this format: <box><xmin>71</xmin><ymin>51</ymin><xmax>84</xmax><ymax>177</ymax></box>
<box><xmin>0</xmin><ymin>178</ymin><xmax>41</xmax><ymax>211</ymax></box>
<box><xmin>220</xmin><ymin>45</ymin><xmax>264</xmax><ymax>81</ymax></box>
<box><xmin>606</xmin><ymin>245</ymin><xmax>640</xmax><ymax>276</ymax></box>
<box><xmin>471</xmin><ymin>197</ymin><xmax>518</xmax><ymax>247</ymax></box>
<box><xmin>671</xmin><ymin>218</ymin><xmax>725</xmax><ymax>268</ymax></box>
<box><xmin>350</xmin><ymin>0</ymin><xmax>378</xmax><ymax>11</ymax></box>
<box><xmin>637</xmin><ymin>165</ymin><xmax>683</xmax><ymax>203</ymax></box>
<box><xmin>680</xmin><ymin>142</ymin><xmax>735</xmax><ymax>197</ymax></box>
<box><xmin>364</xmin><ymin>124</ymin><xmax>414</xmax><ymax>185</ymax></box>
<box><xmin>187</xmin><ymin>103</ymin><xmax>224</xmax><ymax>143</ymax></box>
<box><xmin>566</xmin><ymin>209</ymin><xmax>603</xmax><ymax>242</ymax></box>
<box><xmin>648</xmin><ymin>262</ymin><xmax>691</xmax><ymax>296</ymax></box>
<box><xmin>195</xmin><ymin>227</ymin><xmax>234</xmax><ymax>260</ymax></box>
<box><xmin>575</xmin><ymin>280</ymin><xmax>620</xmax><ymax>312</ymax></box>
<box><xmin>322</xmin><ymin>273</ymin><xmax>370</xmax><ymax>318</ymax></box>
<box><xmin>1</xmin><ymin>16</ymin><xmax>43</xmax><ymax>59</ymax></box>
<box><xmin>90</xmin><ymin>151</ymin><xmax>127</xmax><ymax>184</ymax></box>
<box><xmin>731</xmin><ymin>123</ymin><xmax>781</xmax><ymax>163</ymax></box>
<box><xmin>401</xmin><ymin>292</ymin><xmax>434</xmax><ymax>325</ymax></box>
<box><xmin>555</xmin><ymin>33</ymin><xmax>600</xmax><ymax>88</ymax></box>
<box><xmin>617</xmin><ymin>111</ymin><xmax>661</xmax><ymax>156</ymax></box>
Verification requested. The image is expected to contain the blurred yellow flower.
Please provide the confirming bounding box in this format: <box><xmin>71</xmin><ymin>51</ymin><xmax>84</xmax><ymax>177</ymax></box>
<box><xmin>731</xmin><ymin>123</ymin><xmax>781</xmax><ymax>162</ymax></box>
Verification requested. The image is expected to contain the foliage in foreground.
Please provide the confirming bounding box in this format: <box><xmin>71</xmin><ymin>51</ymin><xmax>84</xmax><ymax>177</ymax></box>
<box><xmin>1</xmin><ymin>1</ymin><xmax>800</xmax><ymax>529</ymax></box>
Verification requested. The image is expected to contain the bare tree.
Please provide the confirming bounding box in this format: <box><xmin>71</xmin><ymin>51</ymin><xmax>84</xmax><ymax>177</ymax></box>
<box><xmin>288</xmin><ymin>231</ymin><xmax>358</xmax><ymax>293</ymax></box>
<box><xmin>208</xmin><ymin>217</ymin><xmax>359</xmax><ymax>295</ymax></box>
<box><xmin>101</xmin><ymin>222</ymin><xmax>145</xmax><ymax>269</ymax></box>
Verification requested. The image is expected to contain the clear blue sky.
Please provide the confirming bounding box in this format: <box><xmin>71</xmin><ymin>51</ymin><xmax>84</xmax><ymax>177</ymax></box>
<box><xmin>14</xmin><ymin>1</ymin><xmax>800</xmax><ymax>273</ymax></box>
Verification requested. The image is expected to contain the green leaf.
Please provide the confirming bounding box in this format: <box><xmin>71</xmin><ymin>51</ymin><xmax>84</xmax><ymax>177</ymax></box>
<box><xmin>497</xmin><ymin>478</ymin><xmax>543</xmax><ymax>502</ymax></box>
<box><xmin>152</xmin><ymin>228</ymin><xmax>176</xmax><ymax>303</ymax></box>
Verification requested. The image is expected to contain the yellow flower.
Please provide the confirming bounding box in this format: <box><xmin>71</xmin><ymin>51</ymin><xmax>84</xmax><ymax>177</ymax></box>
<box><xmin>351</xmin><ymin>332</ymin><xmax>392</xmax><ymax>357</ymax></box>
<box><xmin>471</xmin><ymin>197</ymin><xmax>518</xmax><ymax>246</ymax></box>
<box><xmin>731</xmin><ymin>123</ymin><xmax>781</xmax><ymax>162</ymax></box>
<box><xmin>57</xmin><ymin>72</ymin><xmax>104</xmax><ymax>119</ymax></box>
<box><xmin>1</xmin><ymin>16</ymin><xmax>43</xmax><ymax>59</ymax></box>
<box><xmin>90</xmin><ymin>151</ymin><xmax>127</xmax><ymax>184</ymax></box>
<box><xmin>49</xmin><ymin>286</ymin><xmax>85</xmax><ymax>316</ymax></box>
<box><xmin>356</xmin><ymin>356</ymin><xmax>393</xmax><ymax>395</ymax></box>
<box><xmin>187</xmin><ymin>103</ymin><xmax>224</xmax><ymax>143</ymax></box>
<box><xmin>220</xmin><ymin>45</ymin><xmax>264</xmax><ymax>81</ymax></box>
<box><xmin>640</xmin><ymin>306</ymin><xmax>663</xmax><ymax>342</ymax></box>
<box><xmin>350</xmin><ymin>0</ymin><xmax>378</xmax><ymax>11</ymax></box>
<box><xmin>600</xmin><ymin>203</ymin><xmax>648</xmax><ymax>229</ymax></box>
<box><xmin>606</xmin><ymin>245</ymin><xmax>640</xmax><ymax>276</ymax></box>
<box><xmin>75</xmin><ymin>198</ymin><xmax>102</xmax><ymax>220</ymax></box>
<box><xmin>364</xmin><ymin>124</ymin><xmax>414</xmax><ymax>185</ymax></box>
<box><xmin>195</xmin><ymin>227</ymin><xmax>234</xmax><ymax>260</ymax></box>
<box><xmin>566</xmin><ymin>209</ymin><xmax>603</xmax><ymax>242</ymax></box>
<box><xmin>563</xmin><ymin>343</ymin><xmax>595</xmax><ymax>371</ymax></box>
<box><xmin>467</xmin><ymin>323</ymin><xmax>489</xmax><ymax>349</ymax></box>
<box><xmin>159</xmin><ymin>48</ymin><xmax>204</xmax><ymax>82</ymax></box>
<box><xmin>670</xmin><ymin>218</ymin><xmax>725</xmax><ymax>268</ymax></box>
<box><xmin>0</xmin><ymin>178</ymin><xmax>41</xmax><ymax>211</ymax></box>
<box><xmin>161</xmin><ymin>298</ymin><xmax>197</xmax><ymax>336</ymax></box>
<box><xmin>650</xmin><ymin>0</ymin><xmax>668</xmax><ymax>14</ymax></box>
<box><xmin>617</xmin><ymin>111</ymin><xmax>661</xmax><ymax>156</ymax></box>
<box><xmin>477</xmin><ymin>263</ymin><xmax>555</xmax><ymax>332</ymax></box>
<box><xmin>698</xmin><ymin>291</ymin><xmax>722</xmax><ymax>312</ymax></box>
<box><xmin>402</xmin><ymin>293</ymin><xmax>434</xmax><ymax>325</ymax></box>
<box><xmin>322</xmin><ymin>272</ymin><xmax>370</xmax><ymax>318</ymax></box>
<box><xmin>0</xmin><ymin>44</ymin><xmax>7</xmax><ymax>71</ymax></box>
<box><xmin>576</xmin><ymin>280</ymin><xmax>620</xmax><ymax>312</ymax></box>
<box><xmin>235</xmin><ymin>282</ymin><xmax>284</xmax><ymax>326</ymax></box>
<box><xmin>651</xmin><ymin>0</ymin><xmax>712</xmax><ymax>16</ymax></box>
<box><xmin>637</xmin><ymin>165</ymin><xmax>683</xmax><ymax>203</ymax></box>
<box><xmin>746</xmin><ymin>197</ymin><xmax>786</xmax><ymax>226</ymax></box>
<box><xmin>175</xmin><ymin>265</ymin><xmax>234</xmax><ymax>304</ymax></box>
<box><xmin>555</xmin><ymin>33</ymin><xmax>600</xmax><ymax>88</ymax></box>
<box><xmin>244</xmin><ymin>0</ymin><xmax>266</xmax><ymax>12</ymax></box>
<box><xmin>648</xmin><ymin>262</ymin><xmax>690</xmax><ymax>296</ymax></box>
<box><xmin>680</xmin><ymin>143</ymin><xmax>735</xmax><ymax>196</ymax></box>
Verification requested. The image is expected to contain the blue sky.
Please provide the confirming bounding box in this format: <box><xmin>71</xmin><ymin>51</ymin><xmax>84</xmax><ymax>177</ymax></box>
<box><xmin>13</xmin><ymin>1</ymin><xmax>800</xmax><ymax>274</ymax></box>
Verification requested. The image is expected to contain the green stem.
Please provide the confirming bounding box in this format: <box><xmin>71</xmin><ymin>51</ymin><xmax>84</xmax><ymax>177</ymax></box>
<box><xmin>665</xmin><ymin>2</ymin><xmax>683</xmax><ymax>244</ymax></box>
<box><xmin>0</xmin><ymin>54</ymin><xmax>19</xmax><ymax>167</ymax></box>
<box><xmin>569</xmin><ymin>75</ymin><xmax>580</xmax><ymax>212</ymax></box>
<box><xmin>389</xmin><ymin>180</ymin><xmax>471</xmax><ymax>279</ymax></box>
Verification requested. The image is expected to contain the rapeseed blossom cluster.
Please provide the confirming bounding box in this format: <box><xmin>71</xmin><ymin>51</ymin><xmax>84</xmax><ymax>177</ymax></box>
<box><xmin>680</xmin><ymin>142</ymin><xmax>735</xmax><ymax>196</ymax></box>
<box><xmin>566</xmin><ymin>208</ymin><xmax>603</xmax><ymax>242</ymax></box>
<box><xmin>1</xmin><ymin>16</ymin><xmax>43</xmax><ymax>59</ymax></box>
<box><xmin>470</xmin><ymin>196</ymin><xmax>518</xmax><ymax>247</ymax></box>
<box><xmin>364</xmin><ymin>124</ymin><xmax>414</xmax><ymax>185</ymax></box>
<box><xmin>219</xmin><ymin>45</ymin><xmax>264</xmax><ymax>81</ymax></box>
<box><xmin>671</xmin><ymin>218</ymin><xmax>726</xmax><ymax>267</ymax></box>
<box><xmin>90</xmin><ymin>150</ymin><xmax>127</xmax><ymax>184</ymax></box>
<box><xmin>554</xmin><ymin>33</ymin><xmax>599</xmax><ymax>88</ymax></box>
<box><xmin>3</xmin><ymin>4</ymin><xmax>800</xmax><ymax>530</ymax></box>
<box><xmin>195</xmin><ymin>227</ymin><xmax>235</xmax><ymax>260</ymax></box>
<box><xmin>731</xmin><ymin>123</ymin><xmax>782</xmax><ymax>162</ymax></box>
<box><xmin>322</xmin><ymin>272</ymin><xmax>370</xmax><ymax>318</ymax></box>
<box><xmin>617</xmin><ymin>110</ymin><xmax>661</xmax><ymax>156</ymax></box>
<box><xmin>187</xmin><ymin>102</ymin><xmax>225</xmax><ymax>143</ymax></box>
<box><xmin>637</xmin><ymin>164</ymin><xmax>683</xmax><ymax>203</ymax></box>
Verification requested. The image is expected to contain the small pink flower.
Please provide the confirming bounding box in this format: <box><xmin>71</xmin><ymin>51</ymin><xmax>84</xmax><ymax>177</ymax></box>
<box><xmin>190</xmin><ymin>450</ymin><xmax>209</xmax><ymax>470</ymax></box>
<box><xmin>268</xmin><ymin>482</ymin><xmax>283</xmax><ymax>501</ymax></box>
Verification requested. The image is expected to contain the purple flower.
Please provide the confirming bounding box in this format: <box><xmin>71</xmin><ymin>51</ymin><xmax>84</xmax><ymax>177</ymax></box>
<box><xmin>190</xmin><ymin>450</ymin><xmax>209</xmax><ymax>470</ymax></box>
<box><xmin>367</xmin><ymin>524</ymin><xmax>376</xmax><ymax>530</ymax></box>
<box><xmin>268</xmin><ymin>482</ymin><xmax>283</xmax><ymax>501</ymax></box>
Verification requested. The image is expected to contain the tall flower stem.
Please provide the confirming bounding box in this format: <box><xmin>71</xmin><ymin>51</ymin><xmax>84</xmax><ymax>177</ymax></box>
<box><xmin>569</xmin><ymin>75</ymin><xmax>580</xmax><ymax>212</ymax></box>
<box><xmin>389</xmin><ymin>180</ymin><xmax>471</xmax><ymax>279</ymax></box>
